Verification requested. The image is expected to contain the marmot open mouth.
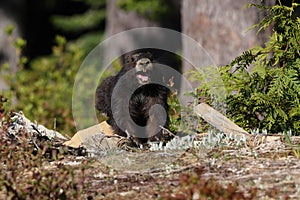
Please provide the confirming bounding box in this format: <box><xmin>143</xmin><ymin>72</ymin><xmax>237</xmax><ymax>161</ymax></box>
<box><xmin>136</xmin><ymin>72</ymin><xmax>150</xmax><ymax>84</ymax></box>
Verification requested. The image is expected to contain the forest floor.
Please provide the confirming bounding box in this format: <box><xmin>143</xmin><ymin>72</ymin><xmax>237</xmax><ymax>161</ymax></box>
<box><xmin>1</xmin><ymin>131</ymin><xmax>300</xmax><ymax>199</ymax></box>
<box><xmin>1</xmin><ymin>113</ymin><xmax>300</xmax><ymax>199</ymax></box>
<box><xmin>60</xmin><ymin>134</ymin><xmax>300</xmax><ymax>200</ymax></box>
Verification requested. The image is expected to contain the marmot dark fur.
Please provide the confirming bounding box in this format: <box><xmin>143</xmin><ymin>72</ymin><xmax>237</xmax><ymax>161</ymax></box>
<box><xmin>96</xmin><ymin>51</ymin><xmax>170</xmax><ymax>144</ymax></box>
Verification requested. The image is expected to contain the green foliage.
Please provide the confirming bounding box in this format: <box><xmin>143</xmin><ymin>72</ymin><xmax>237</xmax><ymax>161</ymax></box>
<box><xmin>3</xmin><ymin>35</ymin><xmax>85</xmax><ymax>135</ymax></box>
<box><xmin>167</xmin><ymin>76</ymin><xmax>207</xmax><ymax>134</ymax></box>
<box><xmin>51</xmin><ymin>0</ymin><xmax>105</xmax><ymax>53</ymax></box>
<box><xmin>168</xmin><ymin>91</ymin><xmax>181</xmax><ymax>133</ymax></box>
<box><xmin>4</xmin><ymin>24</ymin><xmax>14</xmax><ymax>36</ymax></box>
<box><xmin>2</xmin><ymin>0</ymin><xmax>107</xmax><ymax>135</ymax></box>
<box><xmin>284</xmin><ymin>130</ymin><xmax>300</xmax><ymax>159</ymax></box>
<box><xmin>0</xmin><ymin>96</ymin><xmax>11</xmax><ymax>127</ymax></box>
<box><xmin>193</xmin><ymin>2</ymin><xmax>300</xmax><ymax>134</ymax></box>
<box><xmin>49</xmin><ymin>0</ymin><xmax>107</xmax><ymax>130</ymax></box>
<box><xmin>13</xmin><ymin>38</ymin><xmax>27</xmax><ymax>49</ymax></box>
<box><xmin>226</xmin><ymin>2</ymin><xmax>300</xmax><ymax>133</ymax></box>
<box><xmin>117</xmin><ymin>0</ymin><xmax>173</xmax><ymax>21</ymax></box>
<box><xmin>186</xmin><ymin>67</ymin><xmax>225</xmax><ymax>133</ymax></box>
<box><xmin>52</xmin><ymin>10</ymin><xmax>105</xmax><ymax>33</ymax></box>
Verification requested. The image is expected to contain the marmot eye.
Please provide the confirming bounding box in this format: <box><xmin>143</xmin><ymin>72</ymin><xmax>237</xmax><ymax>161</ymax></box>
<box><xmin>125</xmin><ymin>56</ymin><xmax>135</xmax><ymax>64</ymax></box>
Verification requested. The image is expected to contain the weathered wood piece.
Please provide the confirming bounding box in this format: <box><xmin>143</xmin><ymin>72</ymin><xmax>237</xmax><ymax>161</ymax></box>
<box><xmin>63</xmin><ymin>121</ymin><xmax>115</xmax><ymax>148</ymax></box>
<box><xmin>8</xmin><ymin>112</ymin><xmax>68</xmax><ymax>141</ymax></box>
<box><xmin>194</xmin><ymin>103</ymin><xmax>250</xmax><ymax>137</ymax></box>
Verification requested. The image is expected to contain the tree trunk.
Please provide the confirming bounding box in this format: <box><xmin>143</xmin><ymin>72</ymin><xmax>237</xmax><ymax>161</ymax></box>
<box><xmin>0</xmin><ymin>3</ymin><xmax>23</xmax><ymax>91</ymax></box>
<box><xmin>181</xmin><ymin>0</ymin><xmax>276</xmax><ymax>72</ymax></box>
<box><xmin>105</xmin><ymin>0</ymin><xmax>158</xmax><ymax>37</ymax></box>
<box><xmin>105</xmin><ymin>0</ymin><xmax>181</xmax><ymax>36</ymax></box>
<box><xmin>104</xmin><ymin>0</ymin><xmax>181</xmax><ymax>67</ymax></box>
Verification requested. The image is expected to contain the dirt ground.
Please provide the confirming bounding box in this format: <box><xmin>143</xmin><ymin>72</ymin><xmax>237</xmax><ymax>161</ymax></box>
<box><xmin>5</xmin><ymin>107</ymin><xmax>299</xmax><ymax>199</ymax></box>
<box><xmin>58</xmin><ymin>135</ymin><xmax>300</xmax><ymax>200</ymax></box>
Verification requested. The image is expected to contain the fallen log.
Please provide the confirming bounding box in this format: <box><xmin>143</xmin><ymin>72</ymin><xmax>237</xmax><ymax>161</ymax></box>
<box><xmin>194</xmin><ymin>103</ymin><xmax>250</xmax><ymax>137</ymax></box>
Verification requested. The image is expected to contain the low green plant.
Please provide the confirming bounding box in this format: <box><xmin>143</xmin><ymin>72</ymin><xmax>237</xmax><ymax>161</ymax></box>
<box><xmin>3</xmin><ymin>34</ymin><xmax>85</xmax><ymax>135</ymax></box>
<box><xmin>167</xmin><ymin>91</ymin><xmax>180</xmax><ymax>132</ymax></box>
<box><xmin>191</xmin><ymin>1</ymin><xmax>300</xmax><ymax>134</ymax></box>
<box><xmin>0</xmin><ymin>96</ymin><xmax>88</xmax><ymax>199</ymax></box>
<box><xmin>163</xmin><ymin>167</ymin><xmax>257</xmax><ymax>200</ymax></box>
<box><xmin>2</xmin><ymin>0</ymin><xmax>106</xmax><ymax>136</ymax></box>
<box><xmin>284</xmin><ymin>130</ymin><xmax>300</xmax><ymax>159</ymax></box>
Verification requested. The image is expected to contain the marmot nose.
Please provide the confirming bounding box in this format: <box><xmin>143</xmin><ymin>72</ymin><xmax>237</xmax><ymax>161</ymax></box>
<box><xmin>141</xmin><ymin>62</ymin><xmax>150</xmax><ymax>72</ymax></box>
<box><xmin>141</xmin><ymin>60</ymin><xmax>150</xmax><ymax>66</ymax></box>
<box><xmin>142</xmin><ymin>64</ymin><xmax>148</xmax><ymax>71</ymax></box>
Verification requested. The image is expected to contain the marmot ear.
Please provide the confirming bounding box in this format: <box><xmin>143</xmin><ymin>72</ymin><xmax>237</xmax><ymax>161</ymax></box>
<box><xmin>124</xmin><ymin>55</ymin><xmax>133</xmax><ymax>64</ymax></box>
<box><xmin>146</xmin><ymin>52</ymin><xmax>152</xmax><ymax>59</ymax></box>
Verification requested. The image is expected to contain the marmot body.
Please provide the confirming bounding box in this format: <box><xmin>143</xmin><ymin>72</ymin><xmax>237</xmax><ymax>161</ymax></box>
<box><xmin>96</xmin><ymin>51</ymin><xmax>170</xmax><ymax>144</ymax></box>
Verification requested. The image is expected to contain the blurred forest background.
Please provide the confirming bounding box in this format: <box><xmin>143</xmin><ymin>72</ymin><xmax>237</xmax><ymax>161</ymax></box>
<box><xmin>0</xmin><ymin>0</ymin><xmax>299</xmax><ymax>135</ymax></box>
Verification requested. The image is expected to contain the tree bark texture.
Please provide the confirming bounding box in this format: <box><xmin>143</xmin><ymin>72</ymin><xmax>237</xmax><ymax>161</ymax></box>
<box><xmin>104</xmin><ymin>0</ymin><xmax>181</xmax><ymax>69</ymax></box>
<box><xmin>181</xmin><ymin>0</ymin><xmax>276</xmax><ymax>71</ymax></box>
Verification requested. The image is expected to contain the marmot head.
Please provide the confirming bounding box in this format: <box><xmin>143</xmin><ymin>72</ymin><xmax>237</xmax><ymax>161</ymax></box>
<box><xmin>124</xmin><ymin>52</ymin><xmax>153</xmax><ymax>85</ymax></box>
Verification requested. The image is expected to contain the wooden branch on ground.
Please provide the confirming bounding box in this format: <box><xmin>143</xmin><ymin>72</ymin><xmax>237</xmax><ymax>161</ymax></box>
<box><xmin>194</xmin><ymin>103</ymin><xmax>250</xmax><ymax>137</ymax></box>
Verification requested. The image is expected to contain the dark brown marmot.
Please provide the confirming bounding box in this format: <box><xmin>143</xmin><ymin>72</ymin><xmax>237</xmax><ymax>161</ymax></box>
<box><xmin>96</xmin><ymin>50</ymin><xmax>170</xmax><ymax>144</ymax></box>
